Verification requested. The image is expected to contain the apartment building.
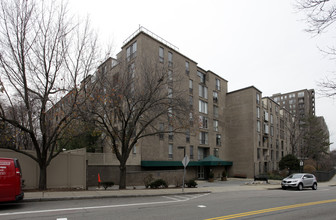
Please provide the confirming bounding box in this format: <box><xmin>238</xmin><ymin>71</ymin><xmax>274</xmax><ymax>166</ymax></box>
<box><xmin>53</xmin><ymin>27</ymin><xmax>298</xmax><ymax>183</ymax></box>
<box><xmin>271</xmin><ymin>89</ymin><xmax>320</xmax><ymax>158</ymax></box>
<box><xmin>91</xmin><ymin>27</ymin><xmax>232</xmax><ymax>180</ymax></box>
<box><xmin>271</xmin><ymin>89</ymin><xmax>315</xmax><ymax>119</ymax></box>
<box><xmin>225</xmin><ymin>87</ymin><xmax>292</xmax><ymax>177</ymax></box>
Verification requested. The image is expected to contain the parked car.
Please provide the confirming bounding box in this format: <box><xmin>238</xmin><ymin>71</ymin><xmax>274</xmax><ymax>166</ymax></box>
<box><xmin>0</xmin><ymin>158</ymin><xmax>24</xmax><ymax>202</ymax></box>
<box><xmin>281</xmin><ymin>173</ymin><xmax>317</xmax><ymax>190</ymax></box>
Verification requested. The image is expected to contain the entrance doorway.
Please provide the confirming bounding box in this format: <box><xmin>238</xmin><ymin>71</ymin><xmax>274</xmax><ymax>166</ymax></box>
<box><xmin>198</xmin><ymin>166</ymin><xmax>205</xmax><ymax>179</ymax></box>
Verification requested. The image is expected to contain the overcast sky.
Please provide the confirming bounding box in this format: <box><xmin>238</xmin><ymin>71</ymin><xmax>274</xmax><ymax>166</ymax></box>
<box><xmin>69</xmin><ymin>0</ymin><xmax>336</xmax><ymax>150</ymax></box>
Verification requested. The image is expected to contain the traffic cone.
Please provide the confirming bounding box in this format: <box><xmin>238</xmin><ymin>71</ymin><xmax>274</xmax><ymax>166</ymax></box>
<box><xmin>98</xmin><ymin>173</ymin><xmax>101</xmax><ymax>188</ymax></box>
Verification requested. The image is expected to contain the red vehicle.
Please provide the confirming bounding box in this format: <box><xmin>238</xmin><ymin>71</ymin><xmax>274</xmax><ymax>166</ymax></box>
<box><xmin>0</xmin><ymin>158</ymin><xmax>24</xmax><ymax>202</ymax></box>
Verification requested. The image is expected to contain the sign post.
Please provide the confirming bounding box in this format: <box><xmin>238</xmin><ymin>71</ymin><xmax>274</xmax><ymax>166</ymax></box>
<box><xmin>300</xmin><ymin>160</ymin><xmax>304</xmax><ymax>173</ymax></box>
<box><xmin>182</xmin><ymin>155</ymin><xmax>190</xmax><ymax>192</ymax></box>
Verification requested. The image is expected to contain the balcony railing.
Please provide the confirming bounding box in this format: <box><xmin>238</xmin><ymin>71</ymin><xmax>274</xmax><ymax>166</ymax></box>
<box><xmin>123</xmin><ymin>26</ymin><xmax>179</xmax><ymax>51</ymax></box>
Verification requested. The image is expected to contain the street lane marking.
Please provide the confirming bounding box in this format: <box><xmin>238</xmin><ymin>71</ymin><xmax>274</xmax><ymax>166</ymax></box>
<box><xmin>0</xmin><ymin>193</ymin><xmax>210</xmax><ymax>217</ymax></box>
<box><xmin>162</xmin><ymin>196</ymin><xmax>182</xmax><ymax>201</ymax></box>
<box><xmin>205</xmin><ymin>199</ymin><xmax>336</xmax><ymax>220</ymax></box>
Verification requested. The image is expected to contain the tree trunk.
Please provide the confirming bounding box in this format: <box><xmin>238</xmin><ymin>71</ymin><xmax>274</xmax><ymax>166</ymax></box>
<box><xmin>119</xmin><ymin>164</ymin><xmax>127</xmax><ymax>189</ymax></box>
<box><xmin>39</xmin><ymin>163</ymin><xmax>47</xmax><ymax>190</ymax></box>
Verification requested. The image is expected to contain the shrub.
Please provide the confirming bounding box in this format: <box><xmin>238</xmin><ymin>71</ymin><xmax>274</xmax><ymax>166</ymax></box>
<box><xmin>149</xmin><ymin>179</ymin><xmax>168</xmax><ymax>189</ymax></box>
<box><xmin>304</xmin><ymin>164</ymin><xmax>316</xmax><ymax>173</ymax></box>
<box><xmin>279</xmin><ymin>154</ymin><xmax>300</xmax><ymax>171</ymax></box>
<box><xmin>268</xmin><ymin>173</ymin><xmax>283</xmax><ymax>180</ymax></box>
<box><xmin>101</xmin><ymin>181</ymin><xmax>114</xmax><ymax>190</ymax></box>
<box><xmin>185</xmin><ymin>179</ymin><xmax>198</xmax><ymax>188</ymax></box>
<box><xmin>144</xmin><ymin>174</ymin><xmax>154</xmax><ymax>189</ymax></box>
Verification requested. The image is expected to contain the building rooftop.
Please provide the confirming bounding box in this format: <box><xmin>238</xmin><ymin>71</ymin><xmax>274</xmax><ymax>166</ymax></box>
<box><xmin>123</xmin><ymin>26</ymin><xmax>179</xmax><ymax>51</ymax></box>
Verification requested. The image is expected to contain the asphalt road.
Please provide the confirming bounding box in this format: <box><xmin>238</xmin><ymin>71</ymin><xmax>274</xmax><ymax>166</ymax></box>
<box><xmin>1</xmin><ymin>185</ymin><xmax>336</xmax><ymax>220</ymax></box>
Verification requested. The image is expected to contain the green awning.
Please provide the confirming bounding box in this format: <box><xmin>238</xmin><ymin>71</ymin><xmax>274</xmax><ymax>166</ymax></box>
<box><xmin>141</xmin><ymin>156</ymin><xmax>232</xmax><ymax>167</ymax></box>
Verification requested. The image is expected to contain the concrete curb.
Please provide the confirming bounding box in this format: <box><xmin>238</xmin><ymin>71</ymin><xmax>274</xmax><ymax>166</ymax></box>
<box><xmin>22</xmin><ymin>190</ymin><xmax>212</xmax><ymax>203</ymax></box>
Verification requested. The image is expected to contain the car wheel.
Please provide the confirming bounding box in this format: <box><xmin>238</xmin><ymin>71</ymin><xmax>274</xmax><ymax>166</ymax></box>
<box><xmin>312</xmin><ymin>183</ymin><xmax>317</xmax><ymax>190</ymax></box>
<box><xmin>297</xmin><ymin>183</ymin><xmax>303</xmax><ymax>191</ymax></box>
<box><xmin>282</xmin><ymin>186</ymin><xmax>287</xmax><ymax>190</ymax></box>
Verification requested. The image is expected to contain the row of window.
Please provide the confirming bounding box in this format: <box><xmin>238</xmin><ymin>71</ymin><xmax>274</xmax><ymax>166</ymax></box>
<box><xmin>199</xmin><ymin>116</ymin><xmax>219</xmax><ymax>131</ymax></box>
<box><xmin>257</xmin><ymin>148</ymin><xmax>284</xmax><ymax>161</ymax></box>
<box><xmin>168</xmin><ymin>145</ymin><xmax>220</xmax><ymax>159</ymax></box>
<box><xmin>160</xmin><ymin>127</ymin><xmax>221</xmax><ymax>146</ymax></box>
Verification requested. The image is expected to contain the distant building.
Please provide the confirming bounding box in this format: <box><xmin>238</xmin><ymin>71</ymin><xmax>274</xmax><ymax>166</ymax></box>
<box><xmin>271</xmin><ymin>89</ymin><xmax>315</xmax><ymax>119</ymax></box>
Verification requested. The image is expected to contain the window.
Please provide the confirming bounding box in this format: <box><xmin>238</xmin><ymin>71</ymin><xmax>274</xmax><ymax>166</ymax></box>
<box><xmin>189</xmin><ymin>96</ymin><xmax>193</xmax><ymax>107</ymax></box>
<box><xmin>199</xmin><ymin>132</ymin><xmax>208</xmax><ymax>145</ymax></box>
<box><xmin>126</xmin><ymin>41</ymin><xmax>137</xmax><ymax>61</ymax></box>
<box><xmin>213</xmin><ymin>91</ymin><xmax>218</xmax><ymax>103</ymax></box>
<box><xmin>159</xmin><ymin>47</ymin><xmax>164</xmax><ymax>63</ymax></box>
<box><xmin>257</xmin><ymin>107</ymin><xmax>260</xmax><ymax>118</ymax></box>
<box><xmin>199</xmin><ymin>100</ymin><xmax>208</xmax><ymax>114</ymax></box>
<box><xmin>257</xmin><ymin>121</ymin><xmax>261</xmax><ymax>132</ymax></box>
<box><xmin>215</xmin><ymin>79</ymin><xmax>220</xmax><ymax>90</ymax></box>
<box><xmin>132</xmin><ymin>145</ymin><xmax>136</xmax><ymax>154</ymax></box>
<box><xmin>168</xmin><ymin>88</ymin><xmax>173</xmax><ymax>98</ymax></box>
<box><xmin>168</xmin><ymin>144</ymin><xmax>173</xmax><ymax>159</ymax></box>
<box><xmin>256</xmin><ymin>93</ymin><xmax>260</xmax><ymax>105</ymax></box>
<box><xmin>264</xmin><ymin>111</ymin><xmax>269</xmax><ymax>121</ymax></box>
<box><xmin>213</xmin><ymin>120</ymin><xmax>218</xmax><ymax>131</ymax></box>
<box><xmin>159</xmin><ymin>123</ymin><xmax>164</xmax><ymax>140</ymax></box>
<box><xmin>113</xmin><ymin>73</ymin><xmax>119</xmax><ymax>87</ymax></box>
<box><xmin>168</xmin><ymin>107</ymin><xmax>173</xmax><ymax>118</ymax></box>
<box><xmin>216</xmin><ymin>134</ymin><xmax>221</xmax><ymax>146</ymax></box>
<box><xmin>214</xmin><ymin>148</ymin><xmax>219</xmax><ymax>157</ymax></box>
<box><xmin>257</xmin><ymin>148</ymin><xmax>260</xmax><ymax>160</ymax></box>
<box><xmin>168</xmin><ymin>52</ymin><xmax>173</xmax><ymax>68</ymax></box>
<box><xmin>213</xmin><ymin>105</ymin><xmax>218</xmax><ymax>118</ymax></box>
<box><xmin>190</xmin><ymin>146</ymin><xmax>194</xmax><ymax>159</ymax></box>
<box><xmin>298</xmin><ymin>91</ymin><xmax>304</xmax><ymax>97</ymax></box>
<box><xmin>168</xmin><ymin>70</ymin><xmax>172</xmax><ymax>81</ymax></box>
<box><xmin>264</xmin><ymin>124</ymin><xmax>269</xmax><ymax>134</ymax></box>
<box><xmin>271</xmin><ymin>126</ymin><xmax>274</xmax><ymax>136</ymax></box>
<box><xmin>186</xmin><ymin>130</ymin><xmax>190</xmax><ymax>143</ymax></box>
<box><xmin>199</xmin><ymin>85</ymin><xmax>208</xmax><ymax>99</ymax></box>
<box><xmin>197</xmin><ymin>71</ymin><xmax>206</xmax><ymax>84</ymax></box>
<box><xmin>199</xmin><ymin>115</ymin><xmax>208</xmax><ymax>129</ymax></box>
<box><xmin>185</xmin><ymin>61</ymin><xmax>190</xmax><ymax>74</ymax></box>
<box><xmin>270</xmin><ymin>114</ymin><xmax>273</xmax><ymax>124</ymax></box>
<box><xmin>168</xmin><ymin>125</ymin><xmax>173</xmax><ymax>141</ymax></box>
<box><xmin>258</xmin><ymin>135</ymin><xmax>261</xmax><ymax>146</ymax></box>
<box><xmin>128</xmin><ymin>63</ymin><xmax>135</xmax><ymax>78</ymax></box>
<box><xmin>189</xmin><ymin>112</ymin><xmax>193</xmax><ymax>126</ymax></box>
<box><xmin>189</xmin><ymin>79</ymin><xmax>193</xmax><ymax>93</ymax></box>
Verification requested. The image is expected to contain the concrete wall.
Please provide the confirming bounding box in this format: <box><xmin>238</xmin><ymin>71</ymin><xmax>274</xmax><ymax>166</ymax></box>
<box><xmin>0</xmin><ymin>148</ymin><xmax>86</xmax><ymax>189</ymax></box>
<box><xmin>87</xmin><ymin>165</ymin><xmax>195</xmax><ymax>187</ymax></box>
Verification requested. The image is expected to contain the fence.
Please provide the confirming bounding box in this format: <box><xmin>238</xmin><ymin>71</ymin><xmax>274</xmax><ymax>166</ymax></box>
<box><xmin>0</xmin><ymin>148</ymin><xmax>86</xmax><ymax>189</ymax></box>
<box><xmin>313</xmin><ymin>169</ymin><xmax>336</xmax><ymax>182</ymax></box>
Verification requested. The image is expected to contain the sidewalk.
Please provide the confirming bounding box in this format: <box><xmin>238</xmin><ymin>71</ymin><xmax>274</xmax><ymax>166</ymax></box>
<box><xmin>22</xmin><ymin>177</ymin><xmax>336</xmax><ymax>202</ymax></box>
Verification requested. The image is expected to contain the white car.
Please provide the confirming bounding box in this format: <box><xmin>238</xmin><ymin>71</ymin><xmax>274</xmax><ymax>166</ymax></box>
<box><xmin>281</xmin><ymin>173</ymin><xmax>317</xmax><ymax>190</ymax></box>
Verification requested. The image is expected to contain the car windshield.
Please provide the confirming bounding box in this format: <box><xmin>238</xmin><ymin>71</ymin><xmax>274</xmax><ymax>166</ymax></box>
<box><xmin>288</xmin><ymin>174</ymin><xmax>303</xmax><ymax>179</ymax></box>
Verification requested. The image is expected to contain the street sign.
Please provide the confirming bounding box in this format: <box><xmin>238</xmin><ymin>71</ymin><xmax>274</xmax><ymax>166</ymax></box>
<box><xmin>182</xmin><ymin>155</ymin><xmax>190</xmax><ymax>167</ymax></box>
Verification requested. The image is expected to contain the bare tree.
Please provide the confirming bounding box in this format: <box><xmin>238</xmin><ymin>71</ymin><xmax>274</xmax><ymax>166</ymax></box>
<box><xmin>81</xmin><ymin>56</ymin><xmax>190</xmax><ymax>189</ymax></box>
<box><xmin>301</xmin><ymin>115</ymin><xmax>331</xmax><ymax>169</ymax></box>
<box><xmin>288</xmin><ymin>116</ymin><xmax>305</xmax><ymax>156</ymax></box>
<box><xmin>296</xmin><ymin>0</ymin><xmax>336</xmax><ymax>97</ymax></box>
<box><xmin>0</xmin><ymin>0</ymin><xmax>101</xmax><ymax>189</ymax></box>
